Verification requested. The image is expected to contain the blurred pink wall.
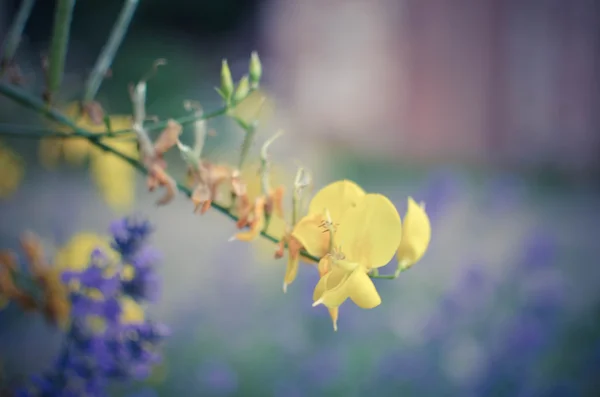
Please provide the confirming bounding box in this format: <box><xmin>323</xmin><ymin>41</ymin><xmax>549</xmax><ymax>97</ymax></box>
<box><xmin>262</xmin><ymin>0</ymin><xmax>599</xmax><ymax>172</ymax></box>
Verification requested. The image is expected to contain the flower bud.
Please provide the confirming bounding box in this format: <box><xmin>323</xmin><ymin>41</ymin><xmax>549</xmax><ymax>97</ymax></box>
<box><xmin>233</xmin><ymin>75</ymin><xmax>250</xmax><ymax>103</ymax></box>
<box><xmin>249</xmin><ymin>51</ymin><xmax>262</xmax><ymax>88</ymax></box>
<box><xmin>220</xmin><ymin>59</ymin><xmax>234</xmax><ymax>102</ymax></box>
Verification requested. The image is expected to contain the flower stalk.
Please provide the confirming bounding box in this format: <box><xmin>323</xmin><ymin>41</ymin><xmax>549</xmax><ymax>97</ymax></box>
<box><xmin>45</xmin><ymin>0</ymin><xmax>77</xmax><ymax>104</ymax></box>
<box><xmin>83</xmin><ymin>0</ymin><xmax>139</xmax><ymax>103</ymax></box>
<box><xmin>0</xmin><ymin>0</ymin><xmax>36</xmax><ymax>73</ymax></box>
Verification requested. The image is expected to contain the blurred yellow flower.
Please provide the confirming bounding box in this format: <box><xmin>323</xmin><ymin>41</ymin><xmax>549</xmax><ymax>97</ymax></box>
<box><xmin>228</xmin><ymin>89</ymin><xmax>274</xmax><ymax>128</ymax></box>
<box><xmin>0</xmin><ymin>140</ymin><xmax>24</xmax><ymax>198</ymax></box>
<box><xmin>397</xmin><ymin>197</ymin><xmax>431</xmax><ymax>271</ymax></box>
<box><xmin>54</xmin><ymin>232</ymin><xmax>117</xmax><ymax>272</ymax></box>
<box><xmin>119</xmin><ymin>296</ymin><xmax>145</xmax><ymax>324</ymax></box>
<box><xmin>39</xmin><ymin>102</ymin><xmax>138</xmax><ymax>211</ymax></box>
<box><xmin>312</xmin><ymin>194</ymin><xmax>402</xmax><ymax>327</ymax></box>
<box><xmin>284</xmin><ymin>180</ymin><xmax>365</xmax><ymax>291</ymax></box>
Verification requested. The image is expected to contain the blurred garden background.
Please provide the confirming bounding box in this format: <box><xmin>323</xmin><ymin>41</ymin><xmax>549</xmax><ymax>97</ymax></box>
<box><xmin>1</xmin><ymin>0</ymin><xmax>600</xmax><ymax>396</ymax></box>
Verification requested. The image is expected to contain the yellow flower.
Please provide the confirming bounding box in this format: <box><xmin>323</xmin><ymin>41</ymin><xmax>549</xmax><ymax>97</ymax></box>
<box><xmin>39</xmin><ymin>102</ymin><xmax>138</xmax><ymax>211</ymax></box>
<box><xmin>312</xmin><ymin>194</ymin><xmax>402</xmax><ymax>319</ymax></box>
<box><xmin>54</xmin><ymin>232</ymin><xmax>118</xmax><ymax>272</ymax></box>
<box><xmin>397</xmin><ymin>197</ymin><xmax>431</xmax><ymax>271</ymax></box>
<box><xmin>228</xmin><ymin>89</ymin><xmax>274</xmax><ymax>127</ymax></box>
<box><xmin>283</xmin><ymin>180</ymin><xmax>365</xmax><ymax>291</ymax></box>
<box><xmin>119</xmin><ymin>296</ymin><xmax>145</xmax><ymax>324</ymax></box>
<box><xmin>0</xmin><ymin>140</ymin><xmax>24</xmax><ymax>198</ymax></box>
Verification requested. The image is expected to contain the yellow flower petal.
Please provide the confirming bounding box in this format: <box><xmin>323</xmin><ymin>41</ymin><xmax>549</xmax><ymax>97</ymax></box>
<box><xmin>55</xmin><ymin>233</ymin><xmax>117</xmax><ymax>272</ymax></box>
<box><xmin>348</xmin><ymin>270</ymin><xmax>381</xmax><ymax>309</ymax></box>
<box><xmin>291</xmin><ymin>213</ymin><xmax>329</xmax><ymax>258</ymax></box>
<box><xmin>283</xmin><ymin>236</ymin><xmax>302</xmax><ymax>292</ymax></box>
<box><xmin>62</xmin><ymin>137</ymin><xmax>91</xmax><ymax>165</ymax></box>
<box><xmin>328</xmin><ymin>307</ymin><xmax>339</xmax><ymax>331</ymax></box>
<box><xmin>307</xmin><ymin>180</ymin><xmax>365</xmax><ymax>221</ymax></box>
<box><xmin>317</xmin><ymin>256</ymin><xmax>332</xmax><ymax>277</ymax></box>
<box><xmin>90</xmin><ymin>137</ymin><xmax>138</xmax><ymax>211</ymax></box>
<box><xmin>312</xmin><ymin>266</ymin><xmax>352</xmax><ymax>309</ymax></box>
<box><xmin>336</xmin><ymin>194</ymin><xmax>402</xmax><ymax>268</ymax></box>
<box><xmin>397</xmin><ymin>197</ymin><xmax>431</xmax><ymax>270</ymax></box>
<box><xmin>229</xmin><ymin>89</ymin><xmax>274</xmax><ymax>127</ymax></box>
<box><xmin>119</xmin><ymin>296</ymin><xmax>145</xmax><ymax>325</ymax></box>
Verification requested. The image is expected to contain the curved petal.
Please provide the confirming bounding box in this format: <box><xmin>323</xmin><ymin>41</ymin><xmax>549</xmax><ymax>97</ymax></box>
<box><xmin>291</xmin><ymin>213</ymin><xmax>329</xmax><ymax>258</ymax></box>
<box><xmin>328</xmin><ymin>307</ymin><xmax>339</xmax><ymax>331</ymax></box>
<box><xmin>283</xmin><ymin>238</ymin><xmax>302</xmax><ymax>292</ymax></box>
<box><xmin>317</xmin><ymin>256</ymin><xmax>332</xmax><ymax>277</ymax></box>
<box><xmin>336</xmin><ymin>194</ymin><xmax>402</xmax><ymax>268</ymax></box>
<box><xmin>235</xmin><ymin>197</ymin><xmax>266</xmax><ymax>241</ymax></box>
<box><xmin>312</xmin><ymin>266</ymin><xmax>352</xmax><ymax>309</ymax></box>
<box><xmin>348</xmin><ymin>270</ymin><xmax>381</xmax><ymax>309</ymax></box>
<box><xmin>397</xmin><ymin>197</ymin><xmax>431</xmax><ymax>270</ymax></box>
<box><xmin>308</xmin><ymin>180</ymin><xmax>365</xmax><ymax>221</ymax></box>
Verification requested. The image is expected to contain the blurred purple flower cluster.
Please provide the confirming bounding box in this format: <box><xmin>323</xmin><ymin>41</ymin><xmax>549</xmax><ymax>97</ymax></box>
<box><xmin>15</xmin><ymin>217</ymin><xmax>169</xmax><ymax>397</ymax></box>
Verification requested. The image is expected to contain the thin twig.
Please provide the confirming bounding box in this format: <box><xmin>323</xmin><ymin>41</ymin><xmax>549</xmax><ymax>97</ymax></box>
<box><xmin>83</xmin><ymin>0</ymin><xmax>139</xmax><ymax>102</ymax></box>
<box><xmin>0</xmin><ymin>0</ymin><xmax>37</xmax><ymax>71</ymax></box>
<box><xmin>0</xmin><ymin>82</ymin><xmax>407</xmax><ymax>279</ymax></box>
<box><xmin>0</xmin><ymin>82</ymin><xmax>318</xmax><ymax>264</ymax></box>
<box><xmin>0</xmin><ymin>123</ymin><xmax>135</xmax><ymax>139</ymax></box>
<box><xmin>45</xmin><ymin>0</ymin><xmax>76</xmax><ymax>103</ymax></box>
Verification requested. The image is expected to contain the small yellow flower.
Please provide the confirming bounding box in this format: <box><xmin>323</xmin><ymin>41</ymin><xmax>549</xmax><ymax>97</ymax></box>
<box><xmin>283</xmin><ymin>180</ymin><xmax>365</xmax><ymax>291</ymax></box>
<box><xmin>54</xmin><ymin>232</ymin><xmax>118</xmax><ymax>272</ymax></box>
<box><xmin>228</xmin><ymin>89</ymin><xmax>274</xmax><ymax>127</ymax></box>
<box><xmin>39</xmin><ymin>102</ymin><xmax>138</xmax><ymax>211</ymax></box>
<box><xmin>397</xmin><ymin>197</ymin><xmax>431</xmax><ymax>271</ymax></box>
<box><xmin>0</xmin><ymin>140</ymin><xmax>24</xmax><ymax>198</ymax></box>
<box><xmin>312</xmin><ymin>194</ymin><xmax>402</xmax><ymax>316</ymax></box>
<box><xmin>119</xmin><ymin>296</ymin><xmax>145</xmax><ymax>325</ymax></box>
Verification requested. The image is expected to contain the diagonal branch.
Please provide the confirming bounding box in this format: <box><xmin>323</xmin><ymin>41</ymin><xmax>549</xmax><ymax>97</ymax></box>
<box><xmin>0</xmin><ymin>82</ymin><xmax>408</xmax><ymax>279</ymax></box>
<box><xmin>0</xmin><ymin>81</ymin><xmax>321</xmax><ymax>263</ymax></box>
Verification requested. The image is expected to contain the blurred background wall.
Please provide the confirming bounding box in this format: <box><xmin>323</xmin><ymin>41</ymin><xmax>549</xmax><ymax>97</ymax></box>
<box><xmin>1</xmin><ymin>0</ymin><xmax>600</xmax><ymax>396</ymax></box>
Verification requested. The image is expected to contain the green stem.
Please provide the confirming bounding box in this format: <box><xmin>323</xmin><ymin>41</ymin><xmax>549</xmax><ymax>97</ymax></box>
<box><xmin>237</xmin><ymin>127</ymin><xmax>256</xmax><ymax>171</ymax></box>
<box><xmin>0</xmin><ymin>81</ymin><xmax>324</xmax><ymax>266</ymax></box>
<box><xmin>0</xmin><ymin>123</ymin><xmax>135</xmax><ymax>139</ymax></box>
<box><xmin>46</xmin><ymin>0</ymin><xmax>76</xmax><ymax>103</ymax></box>
<box><xmin>0</xmin><ymin>0</ymin><xmax>36</xmax><ymax>69</ymax></box>
<box><xmin>0</xmin><ymin>83</ymin><xmax>398</xmax><ymax>280</ymax></box>
<box><xmin>83</xmin><ymin>0</ymin><xmax>139</xmax><ymax>103</ymax></box>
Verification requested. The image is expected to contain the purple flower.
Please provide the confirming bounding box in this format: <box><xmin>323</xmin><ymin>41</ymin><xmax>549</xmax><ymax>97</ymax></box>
<box><xmin>110</xmin><ymin>217</ymin><xmax>153</xmax><ymax>259</ymax></box>
<box><xmin>19</xmin><ymin>216</ymin><xmax>169</xmax><ymax>396</ymax></box>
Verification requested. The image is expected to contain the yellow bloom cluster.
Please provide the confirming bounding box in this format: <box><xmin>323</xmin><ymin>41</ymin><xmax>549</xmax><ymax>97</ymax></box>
<box><xmin>39</xmin><ymin>102</ymin><xmax>138</xmax><ymax>211</ymax></box>
<box><xmin>279</xmin><ymin>180</ymin><xmax>431</xmax><ymax>331</ymax></box>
